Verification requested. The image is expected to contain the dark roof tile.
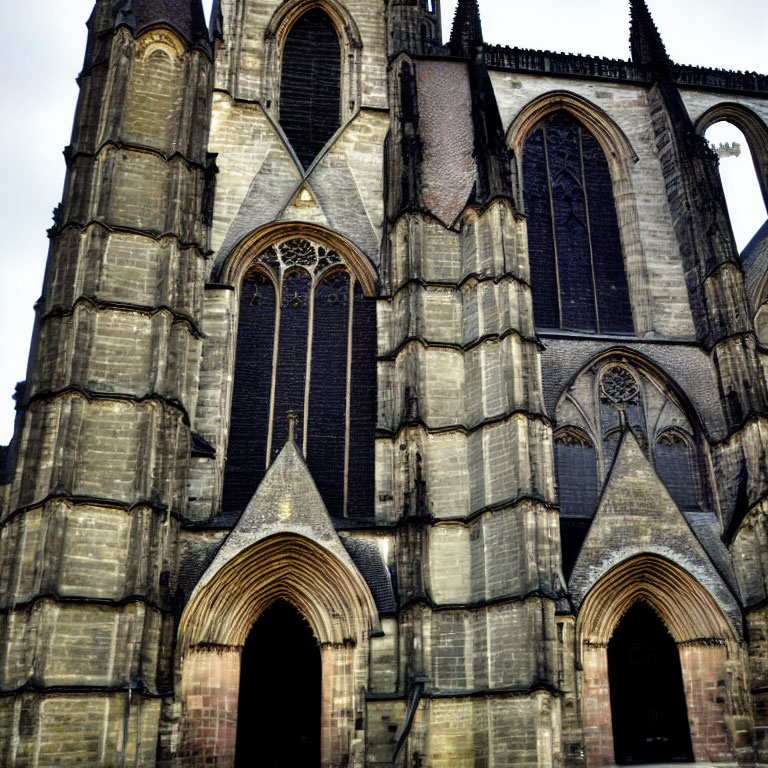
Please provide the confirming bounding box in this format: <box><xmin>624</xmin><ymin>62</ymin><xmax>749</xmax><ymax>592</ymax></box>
<box><xmin>340</xmin><ymin>536</ymin><xmax>397</xmax><ymax>615</ymax></box>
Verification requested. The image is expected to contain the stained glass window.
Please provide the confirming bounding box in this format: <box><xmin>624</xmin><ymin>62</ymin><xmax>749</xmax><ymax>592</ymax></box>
<box><xmin>655</xmin><ymin>431</ymin><xmax>700</xmax><ymax>512</ymax></box>
<box><xmin>554</xmin><ymin>430</ymin><xmax>599</xmax><ymax>517</ymax></box>
<box><xmin>522</xmin><ymin>111</ymin><xmax>633</xmax><ymax>334</ymax></box>
<box><xmin>222</xmin><ymin>239</ymin><xmax>376</xmax><ymax>519</ymax></box>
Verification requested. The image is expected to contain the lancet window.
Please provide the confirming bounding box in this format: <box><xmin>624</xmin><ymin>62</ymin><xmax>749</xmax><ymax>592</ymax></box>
<box><xmin>279</xmin><ymin>9</ymin><xmax>342</xmax><ymax>168</ymax></box>
<box><xmin>554</xmin><ymin>429</ymin><xmax>599</xmax><ymax>517</ymax></box>
<box><xmin>223</xmin><ymin>238</ymin><xmax>376</xmax><ymax>519</ymax></box>
<box><xmin>522</xmin><ymin>110</ymin><xmax>633</xmax><ymax>334</ymax></box>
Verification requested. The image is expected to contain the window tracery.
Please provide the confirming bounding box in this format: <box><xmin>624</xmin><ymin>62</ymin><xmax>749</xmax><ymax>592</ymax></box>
<box><xmin>522</xmin><ymin>110</ymin><xmax>633</xmax><ymax>334</ymax></box>
<box><xmin>223</xmin><ymin>238</ymin><xmax>376</xmax><ymax>520</ymax></box>
<box><xmin>554</xmin><ymin>357</ymin><xmax>708</xmax><ymax>519</ymax></box>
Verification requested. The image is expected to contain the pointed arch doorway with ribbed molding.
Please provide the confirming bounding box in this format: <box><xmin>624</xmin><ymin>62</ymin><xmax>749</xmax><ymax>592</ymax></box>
<box><xmin>175</xmin><ymin>534</ymin><xmax>378</xmax><ymax>768</ymax></box>
<box><xmin>577</xmin><ymin>554</ymin><xmax>744</xmax><ymax>767</ymax></box>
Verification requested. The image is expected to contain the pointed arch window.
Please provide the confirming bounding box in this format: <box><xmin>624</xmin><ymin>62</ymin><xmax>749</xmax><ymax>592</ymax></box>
<box><xmin>522</xmin><ymin>110</ymin><xmax>633</xmax><ymax>334</ymax></box>
<box><xmin>655</xmin><ymin>430</ymin><xmax>701</xmax><ymax>512</ymax></box>
<box><xmin>555</xmin><ymin>359</ymin><xmax>711</xmax><ymax>521</ymax></box>
<box><xmin>554</xmin><ymin>428</ymin><xmax>599</xmax><ymax>517</ymax></box>
<box><xmin>279</xmin><ymin>9</ymin><xmax>342</xmax><ymax>168</ymax></box>
<box><xmin>223</xmin><ymin>238</ymin><xmax>376</xmax><ymax>519</ymax></box>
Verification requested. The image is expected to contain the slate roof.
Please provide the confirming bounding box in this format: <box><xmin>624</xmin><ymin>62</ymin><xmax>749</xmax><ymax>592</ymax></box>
<box><xmin>340</xmin><ymin>536</ymin><xmax>397</xmax><ymax>616</ymax></box>
<box><xmin>114</xmin><ymin>0</ymin><xmax>210</xmax><ymax>50</ymax></box>
<box><xmin>741</xmin><ymin>218</ymin><xmax>768</xmax><ymax>312</ymax></box>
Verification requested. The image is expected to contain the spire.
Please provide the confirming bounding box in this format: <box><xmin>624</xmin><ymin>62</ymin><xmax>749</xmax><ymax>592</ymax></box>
<box><xmin>450</xmin><ymin>0</ymin><xmax>483</xmax><ymax>58</ymax></box>
<box><xmin>467</xmin><ymin>50</ymin><xmax>516</xmax><ymax>205</ymax></box>
<box><xmin>210</xmin><ymin>0</ymin><xmax>224</xmax><ymax>41</ymax></box>
<box><xmin>629</xmin><ymin>0</ymin><xmax>671</xmax><ymax>77</ymax></box>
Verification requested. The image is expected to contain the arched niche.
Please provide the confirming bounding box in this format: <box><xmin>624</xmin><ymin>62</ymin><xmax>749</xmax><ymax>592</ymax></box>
<box><xmin>576</xmin><ymin>554</ymin><xmax>748</xmax><ymax>768</ymax></box>
<box><xmin>261</xmin><ymin>0</ymin><xmax>363</xmax><ymax>162</ymax></box>
<box><xmin>694</xmin><ymin>103</ymin><xmax>768</xmax><ymax>213</ymax></box>
<box><xmin>122</xmin><ymin>27</ymin><xmax>187</xmax><ymax>152</ymax></box>
<box><xmin>507</xmin><ymin>92</ymin><xmax>652</xmax><ymax>335</ymax></box>
<box><xmin>175</xmin><ymin>533</ymin><xmax>377</xmax><ymax>768</ymax></box>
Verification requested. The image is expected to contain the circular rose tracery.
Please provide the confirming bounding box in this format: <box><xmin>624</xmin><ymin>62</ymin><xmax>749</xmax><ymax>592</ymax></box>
<box><xmin>600</xmin><ymin>365</ymin><xmax>639</xmax><ymax>404</ymax></box>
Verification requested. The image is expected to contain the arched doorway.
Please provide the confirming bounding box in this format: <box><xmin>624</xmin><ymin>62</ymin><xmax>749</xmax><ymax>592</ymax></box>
<box><xmin>607</xmin><ymin>601</ymin><xmax>693</xmax><ymax>764</ymax></box>
<box><xmin>235</xmin><ymin>600</ymin><xmax>321</xmax><ymax>767</ymax></box>
<box><xmin>577</xmin><ymin>554</ymin><xmax>744</xmax><ymax>767</ymax></box>
<box><xmin>175</xmin><ymin>533</ymin><xmax>377</xmax><ymax>768</ymax></box>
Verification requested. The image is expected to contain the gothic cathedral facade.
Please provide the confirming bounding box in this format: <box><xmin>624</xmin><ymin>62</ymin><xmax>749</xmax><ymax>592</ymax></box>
<box><xmin>2</xmin><ymin>0</ymin><xmax>768</xmax><ymax>766</ymax></box>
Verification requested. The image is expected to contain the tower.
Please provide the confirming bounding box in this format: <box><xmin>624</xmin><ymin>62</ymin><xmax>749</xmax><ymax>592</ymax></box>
<box><xmin>1</xmin><ymin>0</ymin><xmax>768</xmax><ymax>766</ymax></box>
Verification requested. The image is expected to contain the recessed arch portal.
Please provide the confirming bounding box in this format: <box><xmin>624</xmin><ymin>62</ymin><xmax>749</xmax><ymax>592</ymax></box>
<box><xmin>577</xmin><ymin>554</ymin><xmax>742</xmax><ymax>767</ymax></box>
<box><xmin>235</xmin><ymin>600</ymin><xmax>321</xmax><ymax>767</ymax></box>
<box><xmin>608</xmin><ymin>601</ymin><xmax>694</xmax><ymax>764</ymax></box>
<box><xmin>176</xmin><ymin>534</ymin><xmax>377</xmax><ymax>768</ymax></box>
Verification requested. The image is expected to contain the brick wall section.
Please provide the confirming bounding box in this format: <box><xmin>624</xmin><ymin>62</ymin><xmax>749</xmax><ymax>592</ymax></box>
<box><xmin>679</xmin><ymin>643</ymin><xmax>733</xmax><ymax>762</ymax></box>
<box><xmin>178</xmin><ymin>647</ymin><xmax>241</xmax><ymax>768</ymax></box>
<box><xmin>580</xmin><ymin>646</ymin><xmax>615</xmax><ymax>768</ymax></box>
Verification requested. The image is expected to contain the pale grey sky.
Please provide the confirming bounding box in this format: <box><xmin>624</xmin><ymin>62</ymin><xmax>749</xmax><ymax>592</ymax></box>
<box><xmin>0</xmin><ymin>0</ymin><xmax>766</xmax><ymax>443</ymax></box>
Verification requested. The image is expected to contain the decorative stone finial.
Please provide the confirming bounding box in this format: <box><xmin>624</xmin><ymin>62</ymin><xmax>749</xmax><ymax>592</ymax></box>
<box><xmin>629</xmin><ymin>0</ymin><xmax>671</xmax><ymax>77</ymax></box>
<box><xmin>287</xmin><ymin>411</ymin><xmax>300</xmax><ymax>443</ymax></box>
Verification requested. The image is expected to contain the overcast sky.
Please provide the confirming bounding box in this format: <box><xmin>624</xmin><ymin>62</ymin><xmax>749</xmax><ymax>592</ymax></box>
<box><xmin>0</xmin><ymin>0</ymin><xmax>766</xmax><ymax>444</ymax></box>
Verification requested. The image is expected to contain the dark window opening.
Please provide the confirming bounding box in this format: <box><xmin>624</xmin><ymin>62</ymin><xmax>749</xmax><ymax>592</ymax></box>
<box><xmin>522</xmin><ymin>110</ymin><xmax>633</xmax><ymax>334</ymax></box>
<box><xmin>655</xmin><ymin>431</ymin><xmax>700</xmax><ymax>512</ymax></box>
<box><xmin>608</xmin><ymin>601</ymin><xmax>693</xmax><ymax>765</ymax></box>
<box><xmin>280</xmin><ymin>9</ymin><xmax>341</xmax><ymax>168</ymax></box>
<box><xmin>554</xmin><ymin>431</ymin><xmax>598</xmax><ymax>517</ymax></box>
<box><xmin>235</xmin><ymin>600</ymin><xmax>321</xmax><ymax>768</ymax></box>
<box><xmin>221</xmin><ymin>271</ymin><xmax>277</xmax><ymax>517</ymax></box>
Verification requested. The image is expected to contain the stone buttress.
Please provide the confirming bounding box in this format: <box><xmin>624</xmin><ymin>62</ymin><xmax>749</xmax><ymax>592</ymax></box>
<box><xmin>630</xmin><ymin>2</ymin><xmax>768</xmax><ymax>760</ymax></box>
<box><xmin>374</xmin><ymin>2</ymin><xmax>564</xmax><ymax>764</ymax></box>
<box><xmin>0</xmin><ymin>1</ymin><xmax>213</xmax><ymax>763</ymax></box>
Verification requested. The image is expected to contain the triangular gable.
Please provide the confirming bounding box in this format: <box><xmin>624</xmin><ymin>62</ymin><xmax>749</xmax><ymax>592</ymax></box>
<box><xmin>569</xmin><ymin>430</ymin><xmax>741</xmax><ymax>634</ymax></box>
<box><xmin>196</xmin><ymin>437</ymin><xmax>361</xmax><ymax>594</ymax></box>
